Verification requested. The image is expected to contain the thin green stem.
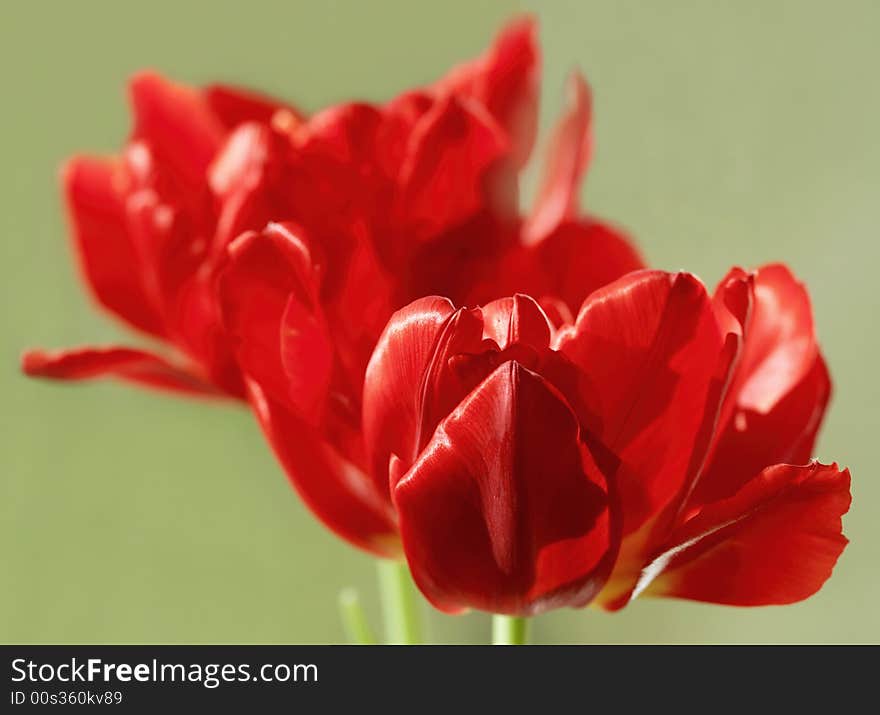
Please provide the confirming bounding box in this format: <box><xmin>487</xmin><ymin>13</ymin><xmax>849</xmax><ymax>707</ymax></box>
<box><xmin>492</xmin><ymin>615</ymin><xmax>529</xmax><ymax>645</ymax></box>
<box><xmin>338</xmin><ymin>588</ymin><xmax>377</xmax><ymax>645</ymax></box>
<box><xmin>377</xmin><ymin>559</ymin><xmax>422</xmax><ymax>644</ymax></box>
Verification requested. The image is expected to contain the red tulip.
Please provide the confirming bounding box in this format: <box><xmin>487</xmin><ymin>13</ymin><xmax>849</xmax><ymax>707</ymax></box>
<box><xmin>364</xmin><ymin>293</ymin><xmax>619</xmax><ymax>613</ymax></box>
<box><xmin>358</xmin><ymin>265</ymin><xmax>849</xmax><ymax>614</ymax></box>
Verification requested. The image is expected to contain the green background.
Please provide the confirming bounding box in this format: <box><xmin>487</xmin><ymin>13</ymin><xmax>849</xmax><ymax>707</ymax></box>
<box><xmin>2</xmin><ymin>0</ymin><xmax>877</xmax><ymax>644</ymax></box>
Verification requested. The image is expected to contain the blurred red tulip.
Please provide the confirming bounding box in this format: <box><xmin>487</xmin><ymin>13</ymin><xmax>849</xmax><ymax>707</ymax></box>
<box><xmin>355</xmin><ymin>265</ymin><xmax>849</xmax><ymax>614</ymax></box>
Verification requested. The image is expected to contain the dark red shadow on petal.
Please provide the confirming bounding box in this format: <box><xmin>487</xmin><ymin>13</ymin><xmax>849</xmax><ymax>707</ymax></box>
<box><xmin>394</xmin><ymin>361</ymin><xmax>616</xmax><ymax>615</ymax></box>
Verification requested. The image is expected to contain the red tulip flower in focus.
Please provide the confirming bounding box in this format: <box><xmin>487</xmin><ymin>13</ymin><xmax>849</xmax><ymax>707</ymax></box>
<box><xmin>358</xmin><ymin>265</ymin><xmax>850</xmax><ymax>614</ymax></box>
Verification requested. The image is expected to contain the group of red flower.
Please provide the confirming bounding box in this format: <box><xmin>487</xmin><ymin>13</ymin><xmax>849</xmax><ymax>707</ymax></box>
<box><xmin>24</xmin><ymin>19</ymin><xmax>849</xmax><ymax>616</ymax></box>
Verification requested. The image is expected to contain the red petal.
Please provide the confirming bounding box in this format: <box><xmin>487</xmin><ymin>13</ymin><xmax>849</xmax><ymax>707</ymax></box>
<box><xmin>398</xmin><ymin>212</ymin><xmax>519</xmax><ymax>307</ymax></box>
<box><xmin>712</xmin><ymin>266</ymin><xmax>752</xmax><ymax>343</ymax></box>
<box><xmin>413</xmin><ymin>308</ymin><xmax>487</xmax><ymax>455</ymax></box>
<box><xmin>524</xmin><ymin>72</ymin><xmax>592</xmax><ymax>244</ymax></box>
<box><xmin>172</xmin><ymin>281</ymin><xmax>245</xmax><ymax>398</ymax></box>
<box><xmin>121</xmin><ymin>178</ymin><xmax>208</xmax><ymax>324</ymax></box>
<box><xmin>476</xmin><ymin>16</ymin><xmax>539</xmax><ymax>168</ymax></box>
<box><xmin>219</xmin><ymin>223</ymin><xmax>329</xmax><ymax>417</ymax></box>
<box><xmin>279</xmin><ymin>293</ymin><xmax>334</xmax><ymax>420</ymax></box>
<box><xmin>209</xmin><ymin>123</ymin><xmax>272</xmax><ymax>207</ymax></box>
<box><xmin>732</xmin><ymin>264</ymin><xmax>819</xmax><ymax>414</ymax></box>
<box><xmin>204</xmin><ymin>84</ymin><xmax>298</xmax><ymax>129</ymax></box>
<box><xmin>394</xmin><ymin>361</ymin><xmax>616</xmax><ymax>615</ymax></box>
<box><xmin>293</xmin><ymin>102</ymin><xmax>385</xmax><ymax>168</ymax></box>
<box><xmin>480</xmin><ymin>218</ymin><xmax>644</xmax><ymax>315</ymax></box>
<box><xmin>323</xmin><ymin>227</ymin><xmax>395</xmax><ymax>387</ymax></box>
<box><xmin>435</xmin><ymin>17</ymin><xmax>539</xmax><ymax>168</ymax></box>
<box><xmin>363</xmin><ymin>297</ymin><xmax>457</xmax><ymax>496</ymax></box>
<box><xmin>209</xmin><ymin>124</ymin><xmax>276</xmax><ymax>259</ymax></box>
<box><xmin>557</xmin><ymin>271</ymin><xmax>724</xmax><ymax>535</ymax></box>
<box><xmin>691</xmin><ymin>355</ymin><xmax>831</xmax><ymax>508</ymax></box>
<box><xmin>129</xmin><ymin>71</ymin><xmax>225</xmax><ymax>188</ymax></box>
<box><xmin>397</xmin><ymin>95</ymin><xmax>509</xmax><ymax>241</ymax></box>
<box><xmin>380</xmin><ymin>91</ymin><xmax>436</xmax><ymax>172</ymax></box>
<box><xmin>538</xmin><ymin>297</ymin><xmax>574</xmax><ymax>329</ymax></box>
<box><xmin>21</xmin><ymin>346</ymin><xmax>218</xmax><ymax>396</ymax></box>
<box><xmin>273</xmin><ymin>103</ymin><xmax>394</xmax><ymax>261</ymax></box>
<box><xmin>362</xmin><ymin>299</ymin><xmax>488</xmax><ymax>499</ymax></box>
<box><xmin>536</xmin><ymin>220</ymin><xmax>644</xmax><ymax>313</ymax></box>
<box><xmin>689</xmin><ymin>264</ymin><xmax>829</xmax><ymax>506</ymax></box>
<box><xmin>62</xmin><ymin>156</ymin><xmax>165</xmax><ymax>337</ymax></box>
<box><xmin>248</xmin><ymin>381</ymin><xmax>399</xmax><ymax>557</ymax></box>
<box><xmin>638</xmin><ymin>462</ymin><xmax>850</xmax><ymax>606</ymax></box>
<box><xmin>481</xmin><ymin>294</ymin><xmax>553</xmax><ymax>350</ymax></box>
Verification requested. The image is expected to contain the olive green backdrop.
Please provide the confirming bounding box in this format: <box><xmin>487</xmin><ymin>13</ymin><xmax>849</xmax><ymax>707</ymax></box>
<box><xmin>2</xmin><ymin>0</ymin><xmax>877</xmax><ymax>643</ymax></box>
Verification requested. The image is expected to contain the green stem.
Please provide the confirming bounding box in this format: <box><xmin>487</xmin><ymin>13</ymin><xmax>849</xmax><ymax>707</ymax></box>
<box><xmin>377</xmin><ymin>559</ymin><xmax>422</xmax><ymax>644</ymax></box>
<box><xmin>338</xmin><ymin>588</ymin><xmax>377</xmax><ymax>645</ymax></box>
<box><xmin>492</xmin><ymin>615</ymin><xmax>529</xmax><ymax>645</ymax></box>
